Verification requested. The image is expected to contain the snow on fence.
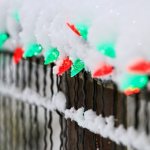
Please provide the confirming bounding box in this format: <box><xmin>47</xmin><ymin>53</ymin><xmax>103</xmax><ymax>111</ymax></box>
<box><xmin>0</xmin><ymin>50</ymin><xmax>150</xmax><ymax>150</ymax></box>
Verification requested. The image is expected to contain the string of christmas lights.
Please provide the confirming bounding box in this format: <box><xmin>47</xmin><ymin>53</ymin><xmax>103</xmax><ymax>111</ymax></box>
<box><xmin>0</xmin><ymin>0</ymin><xmax>150</xmax><ymax>95</ymax></box>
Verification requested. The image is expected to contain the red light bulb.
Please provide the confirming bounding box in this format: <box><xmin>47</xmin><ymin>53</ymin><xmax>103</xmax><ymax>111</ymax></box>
<box><xmin>66</xmin><ymin>22</ymin><xmax>81</xmax><ymax>36</ymax></box>
<box><xmin>93</xmin><ymin>63</ymin><xmax>114</xmax><ymax>78</ymax></box>
<box><xmin>13</xmin><ymin>47</ymin><xmax>24</xmax><ymax>64</ymax></box>
<box><xmin>124</xmin><ymin>88</ymin><xmax>140</xmax><ymax>96</ymax></box>
<box><xmin>57</xmin><ymin>57</ymin><xmax>72</xmax><ymax>76</ymax></box>
<box><xmin>128</xmin><ymin>59</ymin><xmax>150</xmax><ymax>74</ymax></box>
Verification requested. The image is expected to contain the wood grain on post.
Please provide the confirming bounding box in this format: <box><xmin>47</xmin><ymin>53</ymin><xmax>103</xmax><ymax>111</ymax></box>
<box><xmin>61</xmin><ymin>71</ymin><xmax>127</xmax><ymax>150</ymax></box>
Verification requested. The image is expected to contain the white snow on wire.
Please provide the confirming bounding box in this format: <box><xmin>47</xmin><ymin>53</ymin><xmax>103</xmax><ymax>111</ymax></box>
<box><xmin>0</xmin><ymin>82</ymin><xmax>150</xmax><ymax>150</ymax></box>
<box><xmin>0</xmin><ymin>82</ymin><xmax>66</xmax><ymax>112</ymax></box>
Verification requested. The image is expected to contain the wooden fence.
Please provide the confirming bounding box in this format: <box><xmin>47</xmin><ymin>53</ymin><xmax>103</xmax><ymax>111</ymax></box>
<box><xmin>0</xmin><ymin>50</ymin><xmax>149</xmax><ymax>150</ymax></box>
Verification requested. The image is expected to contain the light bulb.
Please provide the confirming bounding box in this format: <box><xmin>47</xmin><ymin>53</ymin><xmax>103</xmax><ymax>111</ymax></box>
<box><xmin>23</xmin><ymin>43</ymin><xmax>43</xmax><ymax>58</ymax></box>
<box><xmin>120</xmin><ymin>73</ymin><xmax>148</xmax><ymax>91</ymax></box>
<box><xmin>66</xmin><ymin>22</ymin><xmax>81</xmax><ymax>36</ymax></box>
<box><xmin>44</xmin><ymin>48</ymin><xmax>59</xmax><ymax>65</ymax></box>
<box><xmin>13</xmin><ymin>47</ymin><xmax>24</xmax><ymax>64</ymax></box>
<box><xmin>71</xmin><ymin>59</ymin><xmax>84</xmax><ymax>77</ymax></box>
<box><xmin>128</xmin><ymin>59</ymin><xmax>150</xmax><ymax>74</ymax></box>
<box><xmin>12</xmin><ymin>11</ymin><xmax>20</xmax><ymax>22</ymax></box>
<box><xmin>0</xmin><ymin>32</ymin><xmax>9</xmax><ymax>48</ymax></box>
<box><xmin>93</xmin><ymin>63</ymin><xmax>113</xmax><ymax>78</ymax></box>
<box><xmin>57</xmin><ymin>57</ymin><xmax>72</xmax><ymax>76</ymax></box>
<box><xmin>124</xmin><ymin>87</ymin><xmax>140</xmax><ymax>96</ymax></box>
<box><xmin>76</xmin><ymin>23</ymin><xmax>88</xmax><ymax>40</ymax></box>
<box><xmin>97</xmin><ymin>42</ymin><xmax>116</xmax><ymax>58</ymax></box>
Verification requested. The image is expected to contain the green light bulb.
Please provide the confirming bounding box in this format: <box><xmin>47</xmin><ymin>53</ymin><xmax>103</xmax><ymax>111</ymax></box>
<box><xmin>76</xmin><ymin>23</ymin><xmax>89</xmax><ymax>40</ymax></box>
<box><xmin>23</xmin><ymin>43</ymin><xmax>43</xmax><ymax>58</ymax></box>
<box><xmin>12</xmin><ymin>11</ymin><xmax>20</xmax><ymax>22</ymax></box>
<box><xmin>97</xmin><ymin>42</ymin><xmax>116</xmax><ymax>58</ymax></box>
<box><xmin>71</xmin><ymin>59</ymin><xmax>84</xmax><ymax>77</ymax></box>
<box><xmin>0</xmin><ymin>32</ymin><xmax>9</xmax><ymax>48</ymax></box>
<box><xmin>121</xmin><ymin>74</ymin><xmax>148</xmax><ymax>90</ymax></box>
<box><xmin>44</xmin><ymin>48</ymin><xmax>59</xmax><ymax>65</ymax></box>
